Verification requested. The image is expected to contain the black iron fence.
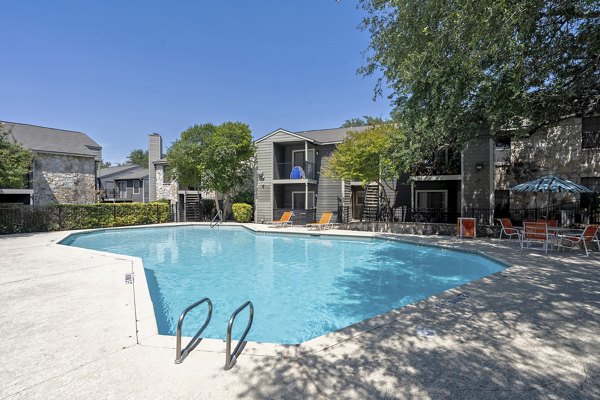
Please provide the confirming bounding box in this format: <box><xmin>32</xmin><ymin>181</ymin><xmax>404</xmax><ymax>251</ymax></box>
<box><xmin>338</xmin><ymin>203</ymin><xmax>599</xmax><ymax>227</ymax></box>
<box><xmin>273</xmin><ymin>208</ymin><xmax>317</xmax><ymax>225</ymax></box>
<box><xmin>0</xmin><ymin>203</ymin><xmax>172</xmax><ymax>234</ymax></box>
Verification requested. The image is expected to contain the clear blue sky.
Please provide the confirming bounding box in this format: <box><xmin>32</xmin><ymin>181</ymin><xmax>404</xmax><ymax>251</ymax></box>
<box><xmin>1</xmin><ymin>1</ymin><xmax>391</xmax><ymax>164</ymax></box>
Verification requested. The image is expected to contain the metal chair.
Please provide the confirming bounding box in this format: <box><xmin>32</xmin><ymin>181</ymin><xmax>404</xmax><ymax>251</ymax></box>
<box><xmin>558</xmin><ymin>225</ymin><xmax>600</xmax><ymax>256</ymax></box>
<box><xmin>497</xmin><ymin>218</ymin><xmax>520</xmax><ymax>240</ymax></box>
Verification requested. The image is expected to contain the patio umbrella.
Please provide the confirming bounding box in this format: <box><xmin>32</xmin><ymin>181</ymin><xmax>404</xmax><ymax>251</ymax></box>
<box><xmin>510</xmin><ymin>175</ymin><xmax>594</xmax><ymax>217</ymax></box>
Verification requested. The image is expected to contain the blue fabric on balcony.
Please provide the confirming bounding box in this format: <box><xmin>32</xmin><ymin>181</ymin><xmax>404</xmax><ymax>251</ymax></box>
<box><xmin>290</xmin><ymin>166</ymin><xmax>305</xmax><ymax>179</ymax></box>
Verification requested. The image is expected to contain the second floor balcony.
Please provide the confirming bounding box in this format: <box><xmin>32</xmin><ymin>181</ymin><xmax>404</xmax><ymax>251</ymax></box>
<box><xmin>274</xmin><ymin>161</ymin><xmax>316</xmax><ymax>182</ymax></box>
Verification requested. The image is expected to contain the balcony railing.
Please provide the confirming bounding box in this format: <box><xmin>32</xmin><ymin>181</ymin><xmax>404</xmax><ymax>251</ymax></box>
<box><xmin>101</xmin><ymin>189</ymin><xmax>134</xmax><ymax>201</ymax></box>
<box><xmin>274</xmin><ymin>162</ymin><xmax>316</xmax><ymax>180</ymax></box>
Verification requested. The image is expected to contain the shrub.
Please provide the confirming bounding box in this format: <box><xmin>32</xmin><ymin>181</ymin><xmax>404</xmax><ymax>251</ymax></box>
<box><xmin>0</xmin><ymin>202</ymin><xmax>171</xmax><ymax>234</ymax></box>
<box><xmin>232</xmin><ymin>203</ymin><xmax>253</xmax><ymax>223</ymax></box>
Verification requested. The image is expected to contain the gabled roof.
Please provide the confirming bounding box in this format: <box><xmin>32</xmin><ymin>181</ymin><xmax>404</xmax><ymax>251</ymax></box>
<box><xmin>99</xmin><ymin>165</ymin><xmax>148</xmax><ymax>180</ymax></box>
<box><xmin>1</xmin><ymin>121</ymin><xmax>102</xmax><ymax>158</ymax></box>
<box><xmin>255</xmin><ymin>126</ymin><xmax>372</xmax><ymax>145</ymax></box>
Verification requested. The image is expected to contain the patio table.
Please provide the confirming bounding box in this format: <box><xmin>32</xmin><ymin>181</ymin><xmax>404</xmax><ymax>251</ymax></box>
<box><xmin>515</xmin><ymin>226</ymin><xmax>583</xmax><ymax>251</ymax></box>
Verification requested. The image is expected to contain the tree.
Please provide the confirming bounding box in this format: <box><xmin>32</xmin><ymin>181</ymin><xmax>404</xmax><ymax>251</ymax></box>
<box><xmin>200</xmin><ymin>122</ymin><xmax>254</xmax><ymax>218</ymax></box>
<box><xmin>99</xmin><ymin>160</ymin><xmax>112</xmax><ymax>169</ymax></box>
<box><xmin>360</xmin><ymin>0</ymin><xmax>600</xmax><ymax>168</ymax></box>
<box><xmin>166</xmin><ymin>122</ymin><xmax>254</xmax><ymax>219</ymax></box>
<box><xmin>125</xmin><ymin>149</ymin><xmax>149</xmax><ymax>168</ymax></box>
<box><xmin>166</xmin><ymin>123</ymin><xmax>214</xmax><ymax>188</ymax></box>
<box><xmin>0</xmin><ymin>125</ymin><xmax>33</xmax><ymax>188</ymax></box>
<box><xmin>324</xmin><ymin>124</ymin><xmax>402</xmax><ymax>218</ymax></box>
<box><xmin>341</xmin><ymin>115</ymin><xmax>387</xmax><ymax>127</ymax></box>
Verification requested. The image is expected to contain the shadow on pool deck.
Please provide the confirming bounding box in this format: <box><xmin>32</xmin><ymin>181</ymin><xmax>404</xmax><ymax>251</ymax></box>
<box><xmin>1</xmin><ymin>229</ymin><xmax>599</xmax><ymax>399</ymax></box>
<box><xmin>234</xmin><ymin>238</ymin><xmax>600</xmax><ymax>399</ymax></box>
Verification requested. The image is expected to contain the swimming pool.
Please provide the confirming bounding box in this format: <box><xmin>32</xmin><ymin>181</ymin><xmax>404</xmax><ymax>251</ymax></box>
<box><xmin>62</xmin><ymin>226</ymin><xmax>504</xmax><ymax>344</ymax></box>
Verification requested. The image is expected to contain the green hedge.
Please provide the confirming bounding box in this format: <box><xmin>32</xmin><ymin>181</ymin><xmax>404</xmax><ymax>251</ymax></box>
<box><xmin>0</xmin><ymin>202</ymin><xmax>171</xmax><ymax>234</ymax></box>
<box><xmin>232</xmin><ymin>203</ymin><xmax>253</xmax><ymax>223</ymax></box>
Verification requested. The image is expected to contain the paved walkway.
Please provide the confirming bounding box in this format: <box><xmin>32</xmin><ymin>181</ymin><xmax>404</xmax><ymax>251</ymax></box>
<box><xmin>1</xmin><ymin>225</ymin><xmax>599</xmax><ymax>399</ymax></box>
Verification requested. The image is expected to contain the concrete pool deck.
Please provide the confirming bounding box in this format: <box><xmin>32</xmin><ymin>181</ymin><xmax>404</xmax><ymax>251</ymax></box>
<box><xmin>0</xmin><ymin>223</ymin><xmax>599</xmax><ymax>399</ymax></box>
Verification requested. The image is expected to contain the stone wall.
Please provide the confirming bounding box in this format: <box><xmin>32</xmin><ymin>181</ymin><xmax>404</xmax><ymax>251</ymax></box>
<box><xmin>495</xmin><ymin>117</ymin><xmax>600</xmax><ymax>208</ymax></box>
<box><xmin>340</xmin><ymin>221</ymin><xmax>501</xmax><ymax>238</ymax></box>
<box><xmin>32</xmin><ymin>153</ymin><xmax>96</xmax><ymax>205</ymax></box>
<box><xmin>155</xmin><ymin>165</ymin><xmax>178</xmax><ymax>203</ymax></box>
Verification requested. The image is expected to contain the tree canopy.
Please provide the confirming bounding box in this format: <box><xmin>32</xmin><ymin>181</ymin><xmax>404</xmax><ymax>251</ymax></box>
<box><xmin>325</xmin><ymin>124</ymin><xmax>402</xmax><ymax>212</ymax></box>
<box><xmin>340</xmin><ymin>115</ymin><xmax>387</xmax><ymax>127</ymax></box>
<box><xmin>0</xmin><ymin>125</ymin><xmax>33</xmax><ymax>188</ymax></box>
<box><xmin>360</xmin><ymin>0</ymin><xmax>600</xmax><ymax>168</ymax></box>
<box><xmin>166</xmin><ymin>122</ymin><xmax>254</xmax><ymax>218</ymax></box>
<box><xmin>125</xmin><ymin>149</ymin><xmax>149</xmax><ymax>168</ymax></box>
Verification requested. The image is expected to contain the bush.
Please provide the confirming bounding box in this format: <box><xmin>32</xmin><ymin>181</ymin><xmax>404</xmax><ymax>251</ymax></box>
<box><xmin>0</xmin><ymin>202</ymin><xmax>171</xmax><ymax>234</ymax></box>
<box><xmin>232</xmin><ymin>190</ymin><xmax>254</xmax><ymax>207</ymax></box>
<box><xmin>232</xmin><ymin>203</ymin><xmax>253</xmax><ymax>223</ymax></box>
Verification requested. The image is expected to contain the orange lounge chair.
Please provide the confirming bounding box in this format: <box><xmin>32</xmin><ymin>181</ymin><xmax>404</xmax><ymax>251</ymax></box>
<box><xmin>497</xmin><ymin>218</ymin><xmax>520</xmax><ymax>240</ymax></box>
<box><xmin>457</xmin><ymin>217</ymin><xmax>476</xmax><ymax>239</ymax></box>
<box><xmin>521</xmin><ymin>222</ymin><xmax>549</xmax><ymax>253</ymax></box>
<box><xmin>269</xmin><ymin>211</ymin><xmax>294</xmax><ymax>228</ymax></box>
<box><xmin>558</xmin><ymin>224</ymin><xmax>600</xmax><ymax>256</ymax></box>
<box><xmin>307</xmin><ymin>212</ymin><xmax>336</xmax><ymax>231</ymax></box>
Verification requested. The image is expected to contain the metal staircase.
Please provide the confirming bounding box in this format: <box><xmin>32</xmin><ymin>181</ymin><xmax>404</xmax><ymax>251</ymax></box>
<box><xmin>184</xmin><ymin>192</ymin><xmax>202</xmax><ymax>221</ymax></box>
<box><xmin>362</xmin><ymin>184</ymin><xmax>380</xmax><ymax>221</ymax></box>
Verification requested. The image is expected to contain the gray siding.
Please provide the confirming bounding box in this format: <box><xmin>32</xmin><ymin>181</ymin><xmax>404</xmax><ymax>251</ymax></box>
<box><xmin>316</xmin><ymin>146</ymin><xmax>342</xmax><ymax>219</ymax></box>
<box><xmin>462</xmin><ymin>139</ymin><xmax>493</xmax><ymax>213</ymax></box>
<box><xmin>148</xmin><ymin>134</ymin><xmax>162</xmax><ymax>201</ymax></box>
<box><xmin>255</xmin><ymin>138</ymin><xmax>272</xmax><ymax>222</ymax></box>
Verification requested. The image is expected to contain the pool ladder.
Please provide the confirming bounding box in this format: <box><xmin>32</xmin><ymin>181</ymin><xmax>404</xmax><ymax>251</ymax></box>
<box><xmin>174</xmin><ymin>297</ymin><xmax>254</xmax><ymax>370</ymax></box>
<box><xmin>210</xmin><ymin>210</ymin><xmax>223</xmax><ymax>228</ymax></box>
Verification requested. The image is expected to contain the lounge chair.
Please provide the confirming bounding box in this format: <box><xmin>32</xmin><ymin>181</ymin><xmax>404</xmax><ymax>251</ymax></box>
<box><xmin>497</xmin><ymin>218</ymin><xmax>520</xmax><ymax>240</ymax></box>
<box><xmin>270</xmin><ymin>211</ymin><xmax>294</xmax><ymax>228</ymax></box>
<box><xmin>306</xmin><ymin>212</ymin><xmax>336</xmax><ymax>231</ymax></box>
<box><xmin>558</xmin><ymin>224</ymin><xmax>600</xmax><ymax>256</ymax></box>
<box><xmin>520</xmin><ymin>222</ymin><xmax>549</xmax><ymax>254</ymax></box>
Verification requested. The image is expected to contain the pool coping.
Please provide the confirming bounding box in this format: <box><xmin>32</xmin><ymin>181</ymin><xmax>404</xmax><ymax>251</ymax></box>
<box><xmin>54</xmin><ymin>222</ymin><xmax>516</xmax><ymax>360</ymax></box>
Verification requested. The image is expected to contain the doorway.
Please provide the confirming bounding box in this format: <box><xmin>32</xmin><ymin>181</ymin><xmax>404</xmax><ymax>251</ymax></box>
<box><xmin>351</xmin><ymin>187</ymin><xmax>365</xmax><ymax>220</ymax></box>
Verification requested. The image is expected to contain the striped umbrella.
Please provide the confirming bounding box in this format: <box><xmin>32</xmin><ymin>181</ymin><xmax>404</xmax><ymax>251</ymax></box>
<box><xmin>511</xmin><ymin>175</ymin><xmax>594</xmax><ymax>216</ymax></box>
<box><xmin>511</xmin><ymin>175</ymin><xmax>593</xmax><ymax>194</ymax></box>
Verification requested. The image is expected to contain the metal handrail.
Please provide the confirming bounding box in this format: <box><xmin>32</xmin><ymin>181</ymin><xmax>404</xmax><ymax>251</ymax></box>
<box><xmin>174</xmin><ymin>297</ymin><xmax>212</xmax><ymax>364</ymax></box>
<box><xmin>210</xmin><ymin>210</ymin><xmax>223</xmax><ymax>228</ymax></box>
<box><xmin>224</xmin><ymin>301</ymin><xmax>254</xmax><ymax>370</ymax></box>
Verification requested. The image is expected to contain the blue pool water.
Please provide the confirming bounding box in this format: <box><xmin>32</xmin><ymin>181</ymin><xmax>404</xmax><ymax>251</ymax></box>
<box><xmin>62</xmin><ymin>226</ymin><xmax>504</xmax><ymax>344</ymax></box>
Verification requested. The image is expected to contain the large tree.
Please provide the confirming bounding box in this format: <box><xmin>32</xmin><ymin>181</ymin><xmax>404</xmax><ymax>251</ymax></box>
<box><xmin>325</xmin><ymin>124</ymin><xmax>402</xmax><ymax>217</ymax></box>
<box><xmin>340</xmin><ymin>115</ymin><xmax>387</xmax><ymax>127</ymax></box>
<box><xmin>166</xmin><ymin>122</ymin><xmax>254</xmax><ymax>219</ymax></box>
<box><xmin>125</xmin><ymin>149</ymin><xmax>149</xmax><ymax>168</ymax></box>
<box><xmin>360</xmin><ymin>0</ymin><xmax>600</xmax><ymax>169</ymax></box>
<box><xmin>0</xmin><ymin>125</ymin><xmax>33</xmax><ymax>188</ymax></box>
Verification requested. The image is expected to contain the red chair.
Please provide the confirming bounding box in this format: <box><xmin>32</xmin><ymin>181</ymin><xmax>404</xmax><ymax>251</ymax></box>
<box><xmin>558</xmin><ymin>225</ymin><xmax>600</xmax><ymax>256</ymax></box>
<box><xmin>497</xmin><ymin>218</ymin><xmax>520</xmax><ymax>240</ymax></box>
<box><xmin>521</xmin><ymin>222</ymin><xmax>549</xmax><ymax>254</ymax></box>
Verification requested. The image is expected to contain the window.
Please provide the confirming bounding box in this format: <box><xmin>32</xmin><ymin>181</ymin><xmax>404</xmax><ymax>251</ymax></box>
<box><xmin>494</xmin><ymin>190</ymin><xmax>510</xmax><ymax>218</ymax></box>
<box><xmin>117</xmin><ymin>181</ymin><xmax>127</xmax><ymax>197</ymax></box>
<box><xmin>494</xmin><ymin>138</ymin><xmax>511</xmax><ymax>166</ymax></box>
<box><xmin>580</xmin><ymin>177</ymin><xmax>600</xmax><ymax>208</ymax></box>
<box><xmin>133</xmin><ymin>180</ymin><xmax>141</xmax><ymax>194</ymax></box>
<box><xmin>291</xmin><ymin>191</ymin><xmax>315</xmax><ymax>209</ymax></box>
<box><xmin>415</xmin><ymin>190</ymin><xmax>447</xmax><ymax>210</ymax></box>
<box><xmin>163</xmin><ymin>166</ymin><xmax>171</xmax><ymax>184</ymax></box>
<box><xmin>582</xmin><ymin>117</ymin><xmax>600</xmax><ymax>149</ymax></box>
